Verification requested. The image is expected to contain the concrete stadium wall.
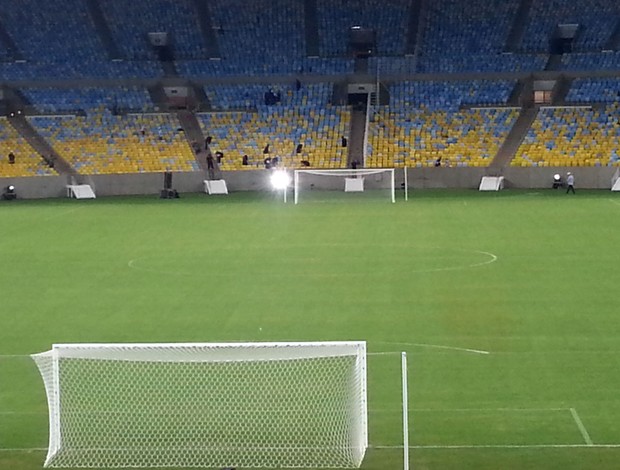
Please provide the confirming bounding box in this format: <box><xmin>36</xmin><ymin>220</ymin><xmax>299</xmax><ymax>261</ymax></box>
<box><xmin>1</xmin><ymin>167</ymin><xmax>617</xmax><ymax>200</ymax></box>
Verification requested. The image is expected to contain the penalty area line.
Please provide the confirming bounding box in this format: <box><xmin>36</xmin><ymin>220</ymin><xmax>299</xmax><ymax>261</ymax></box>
<box><xmin>570</xmin><ymin>408</ymin><xmax>593</xmax><ymax>446</ymax></box>
<box><xmin>374</xmin><ymin>341</ymin><xmax>490</xmax><ymax>355</ymax></box>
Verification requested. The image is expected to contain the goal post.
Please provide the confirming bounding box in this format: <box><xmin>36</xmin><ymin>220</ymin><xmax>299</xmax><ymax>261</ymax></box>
<box><xmin>294</xmin><ymin>168</ymin><xmax>396</xmax><ymax>204</ymax></box>
<box><xmin>32</xmin><ymin>342</ymin><xmax>368</xmax><ymax>469</ymax></box>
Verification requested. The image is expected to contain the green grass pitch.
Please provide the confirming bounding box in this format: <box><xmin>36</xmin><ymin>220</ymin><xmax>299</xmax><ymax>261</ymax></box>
<box><xmin>1</xmin><ymin>189</ymin><xmax>620</xmax><ymax>470</ymax></box>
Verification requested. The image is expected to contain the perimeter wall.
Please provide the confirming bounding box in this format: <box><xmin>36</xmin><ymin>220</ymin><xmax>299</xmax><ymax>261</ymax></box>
<box><xmin>1</xmin><ymin>167</ymin><xmax>617</xmax><ymax>199</ymax></box>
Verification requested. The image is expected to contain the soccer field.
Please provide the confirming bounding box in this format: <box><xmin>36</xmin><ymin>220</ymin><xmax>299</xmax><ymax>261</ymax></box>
<box><xmin>1</xmin><ymin>189</ymin><xmax>620</xmax><ymax>470</ymax></box>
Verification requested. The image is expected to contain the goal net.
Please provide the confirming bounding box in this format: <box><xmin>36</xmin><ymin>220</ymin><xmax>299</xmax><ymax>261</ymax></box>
<box><xmin>294</xmin><ymin>169</ymin><xmax>396</xmax><ymax>204</ymax></box>
<box><xmin>31</xmin><ymin>342</ymin><xmax>368</xmax><ymax>469</ymax></box>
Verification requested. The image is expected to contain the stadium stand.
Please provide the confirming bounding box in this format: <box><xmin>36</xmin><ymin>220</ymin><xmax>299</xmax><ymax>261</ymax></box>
<box><xmin>385</xmin><ymin>80</ymin><xmax>515</xmax><ymax>112</ymax></box>
<box><xmin>416</xmin><ymin>53</ymin><xmax>548</xmax><ymax>74</ymax></box>
<box><xmin>204</xmin><ymin>82</ymin><xmax>334</xmax><ymax>110</ymax></box>
<box><xmin>0</xmin><ymin>61</ymin><xmax>162</xmax><ymax>81</ymax></box>
<box><xmin>366</xmin><ymin>81</ymin><xmax>519</xmax><ymax>168</ymax></box>
<box><xmin>512</xmin><ymin>105</ymin><xmax>620</xmax><ymax>167</ymax></box>
<box><xmin>0</xmin><ymin>0</ymin><xmax>618</xmax><ymax>182</ymax></box>
<box><xmin>209</xmin><ymin>0</ymin><xmax>305</xmax><ymax>68</ymax></box>
<box><xmin>197</xmin><ymin>83</ymin><xmax>349</xmax><ymax>170</ymax></box>
<box><xmin>0</xmin><ymin>0</ymin><xmax>165</xmax><ymax>80</ymax></box>
<box><xmin>28</xmin><ymin>110</ymin><xmax>198</xmax><ymax>175</ymax></box>
<box><xmin>566</xmin><ymin>78</ymin><xmax>620</xmax><ymax>103</ymax></box>
<box><xmin>367</xmin><ymin>107</ymin><xmax>519</xmax><ymax>168</ymax></box>
<box><xmin>561</xmin><ymin>52</ymin><xmax>620</xmax><ymax>71</ymax></box>
<box><xmin>0</xmin><ymin>0</ymin><xmax>163</xmax><ymax>80</ymax></box>
<box><xmin>198</xmin><ymin>107</ymin><xmax>349</xmax><ymax>171</ymax></box>
<box><xmin>176</xmin><ymin>57</ymin><xmax>354</xmax><ymax>78</ymax></box>
<box><xmin>0</xmin><ymin>118</ymin><xmax>56</xmax><ymax>177</ymax></box>
<box><xmin>20</xmin><ymin>87</ymin><xmax>153</xmax><ymax>115</ymax></box>
<box><xmin>411</xmin><ymin>0</ymin><xmax>553</xmax><ymax>73</ymax></box>
<box><xmin>0</xmin><ymin>0</ymin><xmax>105</xmax><ymax>63</ymax></box>
<box><xmin>418</xmin><ymin>0</ymin><xmax>518</xmax><ymax>57</ymax></box>
<box><xmin>99</xmin><ymin>0</ymin><xmax>206</xmax><ymax>60</ymax></box>
<box><xmin>316</xmin><ymin>0</ymin><xmax>410</xmax><ymax>56</ymax></box>
<box><xmin>519</xmin><ymin>0</ymin><xmax>619</xmax><ymax>52</ymax></box>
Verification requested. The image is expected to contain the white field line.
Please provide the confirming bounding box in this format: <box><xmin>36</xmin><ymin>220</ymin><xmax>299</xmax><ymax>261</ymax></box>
<box><xmin>1</xmin><ymin>407</ymin><xmax>568</xmax><ymax>415</ymax></box>
<box><xmin>373</xmin><ymin>444</ymin><xmax>620</xmax><ymax>450</ymax></box>
<box><xmin>43</xmin><ymin>206</ymin><xmax>85</xmax><ymax>221</ymax></box>
<box><xmin>570</xmin><ymin>408</ymin><xmax>594</xmax><ymax>446</ymax></box>
<box><xmin>409</xmin><ymin>407</ymin><xmax>567</xmax><ymax>412</ymax></box>
<box><xmin>4</xmin><ymin>444</ymin><xmax>620</xmax><ymax>453</ymax></box>
<box><xmin>609</xmin><ymin>198</ymin><xmax>620</xmax><ymax>207</ymax></box>
<box><xmin>7</xmin><ymin>350</ymin><xmax>620</xmax><ymax>358</ymax></box>
<box><xmin>129</xmin><ymin>249</ymin><xmax>499</xmax><ymax>276</ymax></box>
<box><xmin>407</xmin><ymin>342</ymin><xmax>490</xmax><ymax>355</ymax></box>
<box><xmin>0</xmin><ymin>207</ymin><xmax>86</xmax><ymax>240</ymax></box>
<box><xmin>374</xmin><ymin>340</ymin><xmax>490</xmax><ymax>355</ymax></box>
<box><xmin>409</xmin><ymin>250</ymin><xmax>498</xmax><ymax>274</ymax></box>
<box><xmin>0</xmin><ymin>448</ymin><xmax>46</xmax><ymax>452</ymax></box>
<box><xmin>469</xmin><ymin>251</ymin><xmax>498</xmax><ymax>268</ymax></box>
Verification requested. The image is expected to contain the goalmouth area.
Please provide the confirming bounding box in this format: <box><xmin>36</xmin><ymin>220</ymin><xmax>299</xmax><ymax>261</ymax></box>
<box><xmin>1</xmin><ymin>190</ymin><xmax>620</xmax><ymax>470</ymax></box>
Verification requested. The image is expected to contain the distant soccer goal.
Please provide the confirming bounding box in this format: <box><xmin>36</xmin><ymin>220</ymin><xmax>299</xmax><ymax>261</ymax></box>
<box><xmin>32</xmin><ymin>342</ymin><xmax>368</xmax><ymax>469</ymax></box>
<box><xmin>294</xmin><ymin>168</ymin><xmax>396</xmax><ymax>204</ymax></box>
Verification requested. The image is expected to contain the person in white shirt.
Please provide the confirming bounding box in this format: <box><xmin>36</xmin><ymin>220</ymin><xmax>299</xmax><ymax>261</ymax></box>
<box><xmin>566</xmin><ymin>172</ymin><xmax>575</xmax><ymax>194</ymax></box>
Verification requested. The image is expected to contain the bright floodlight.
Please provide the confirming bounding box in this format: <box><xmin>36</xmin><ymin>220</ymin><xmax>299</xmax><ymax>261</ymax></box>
<box><xmin>8</xmin><ymin>185</ymin><xmax>14</xmax><ymax>191</ymax></box>
<box><xmin>553</xmin><ymin>174</ymin><xmax>561</xmax><ymax>182</ymax></box>
<box><xmin>270</xmin><ymin>170</ymin><xmax>290</xmax><ymax>190</ymax></box>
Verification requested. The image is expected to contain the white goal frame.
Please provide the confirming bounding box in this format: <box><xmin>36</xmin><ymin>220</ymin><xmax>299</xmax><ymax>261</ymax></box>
<box><xmin>294</xmin><ymin>168</ymin><xmax>396</xmax><ymax>204</ymax></box>
<box><xmin>31</xmin><ymin>341</ymin><xmax>371</xmax><ymax>469</ymax></box>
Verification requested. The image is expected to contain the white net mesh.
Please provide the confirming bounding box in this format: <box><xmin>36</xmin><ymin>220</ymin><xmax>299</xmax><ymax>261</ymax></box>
<box><xmin>32</xmin><ymin>342</ymin><xmax>367</xmax><ymax>469</ymax></box>
<box><xmin>294</xmin><ymin>169</ymin><xmax>396</xmax><ymax>204</ymax></box>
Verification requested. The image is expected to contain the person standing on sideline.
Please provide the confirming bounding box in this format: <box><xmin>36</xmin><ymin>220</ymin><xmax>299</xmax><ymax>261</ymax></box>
<box><xmin>566</xmin><ymin>172</ymin><xmax>575</xmax><ymax>194</ymax></box>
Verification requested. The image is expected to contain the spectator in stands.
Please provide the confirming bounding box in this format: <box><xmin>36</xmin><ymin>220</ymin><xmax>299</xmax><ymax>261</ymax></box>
<box><xmin>8</xmin><ymin>152</ymin><xmax>15</xmax><ymax>164</ymax></box>
<box><xmin>215</xmin><ymin>151</ymin><xmax>224</xmax><ymax>163</ymax></box>
<box><xmin>205</xmin><ymin>136</ymin><xmax>212</xmax><ymax>146</ymax></box>
<box><xmin>264</xmin><ymin>157</ymin><xmax>272</xmax><ymax>169</ymax></box>
<box><xmin>434</xmin><ymin>157</ymin><xmax>442</xmax><ymax>167</ymax></box>
<box><xmin>295</xmin><ymin>79</ymin><xmax>302</xmax><ymax>91</ymax></box>
<box><xmin>300</xmin><ymin>159</ymin><xmax>310</xmax><ymax>167</ymax></box>
<box><xmin>566</xmin><ymin>172</ymin><xmax>575</xmax><ymax>194</ymax></box>
<box><xmin>242</xmin><ymin>155</ymin><xmax>249</xmax><ymax>166</ymax></box>
<box><xmin>264</xmin><ymin>90</ymin><xmax>279</xmax><ymax>106</ymax></box>
<box><xmin>47</xmin><ymin>155</ymin><xmax>55</xmax><ymax>169</ymax></box>
<box><xmin>206</xmin><ymin>153</ymin><xmax>215</xmax><ymax>179</ymax></box>
<box><xmin>341</xmin><ymin>136</ymin><xmax>348</xmax><ymax>147</ymax></box>
<box><xmin>263</xmin><ymin>144</ymin><xmax>270</xmax><ymax>154</ymax></box>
